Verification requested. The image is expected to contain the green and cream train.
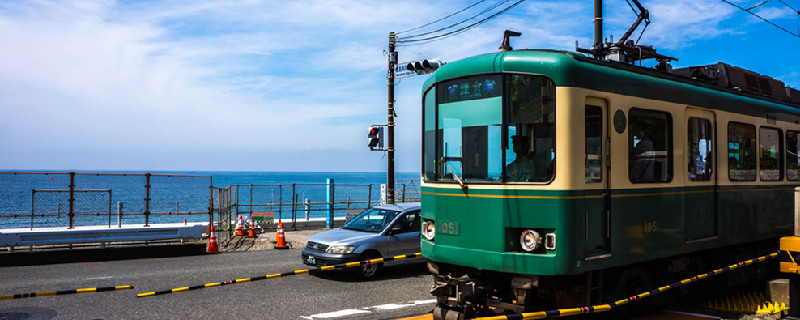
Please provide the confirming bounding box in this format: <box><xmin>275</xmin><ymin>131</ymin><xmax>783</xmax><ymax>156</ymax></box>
<box><xmin>418</xmin><ymin>49</ymin><xmax>800</xmax><ymax>318</ymax></box>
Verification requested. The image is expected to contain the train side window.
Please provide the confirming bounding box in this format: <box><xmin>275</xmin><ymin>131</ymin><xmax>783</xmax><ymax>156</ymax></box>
<box><xmin>628</xmin><ymin>108</ymin><xmax>673</xmax><ymax>183</ymax></box>
<box><xmin>727</xmin><ymin>122</ymin><xmax>756</xmax><ymax>181</ymax></box>
<box><xmin>585</xmin><ymin>106</ymin><xmax>602</xmax><ymax>183</ymax></box>
<box><xmin>688</xmin><ymin>118</ymin><xmax>713</xmax><ymax>181</ymax></box>
<box><xmin>788</xmin><ymin>130</ymin><xmax>800</xmax><ymax>181</ymax></box>
<box><xmin>759</xmin><ymin>127</ymin><xmax>783</xmax><ymax>181</ymax></box>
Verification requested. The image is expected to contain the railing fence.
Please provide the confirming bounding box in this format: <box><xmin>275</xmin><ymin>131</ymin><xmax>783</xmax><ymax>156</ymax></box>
<box><xmin>0</xmin><ymin>172</ymin><xmax>213</xmax><ymax>230</ymax></box>
<box><xmin>211</xmin><ymin>179</ymin><xmax>420</xmax><ymax>241</ymax></box>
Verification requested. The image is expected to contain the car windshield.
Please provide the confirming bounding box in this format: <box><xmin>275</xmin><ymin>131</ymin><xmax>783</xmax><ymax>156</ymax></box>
<box><xmin>342</xmin><ymin>208</ymin><xmax>400</xmax><ymax>233</ymax></box>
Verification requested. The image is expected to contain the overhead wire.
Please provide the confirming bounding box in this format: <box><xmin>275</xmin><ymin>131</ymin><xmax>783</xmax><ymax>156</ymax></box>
<box><xmin>777</xmin><ymin>0</ymin><xmax>800</xmax><ymax>35</ymax></box>
<box><xmin>397</xmin><ymin>0</ymin><xmax>528</xmax><ymax>46</ymax></box>
<box><xmin>775</xmin><ymin>0</ymin><xmax>798</xmax><ymax>12</ymax></box>
<box><xmin>396</xmin><ymin>0</ymin><xmax>491</xmax><ymax>35</ymax></box>
<box><xmin>398</xmin><ymin>0</ymin><xmax>514</xmax><ymax>41</ymax></box>
<box><xmin>720</xmin><ymin>0</ymin><xmax>800</xmax><ymax>38</ymax></box>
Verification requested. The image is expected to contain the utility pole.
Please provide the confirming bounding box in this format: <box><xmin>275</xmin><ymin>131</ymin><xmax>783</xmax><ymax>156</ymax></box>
<box><xmin>386</xmin><ymin>32</ymin><xmax>396</xmax><ymax>205</ymax></box>
<box><xmin>594</xmin><ymin>0</ymin><xmax>602</xmax><ymax>46</ymax></box>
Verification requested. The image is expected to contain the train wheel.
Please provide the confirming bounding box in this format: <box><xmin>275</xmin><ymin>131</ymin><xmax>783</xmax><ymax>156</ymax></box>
<box><xmin>432</xmin><ymin>305</ymin><xmax>466</xmax><ymax>320</ymax></box>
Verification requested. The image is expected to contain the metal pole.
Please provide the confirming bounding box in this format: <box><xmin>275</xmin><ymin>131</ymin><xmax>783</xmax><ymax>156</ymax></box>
<box><xmin>108</xmin><ymin>190</ymin><xmax>112</xmax><ymax>228</ymax></box>
<box><xmin>31</xmin><ymin>189</ymin><xmax>35</xmax><ymax>230</ymax></box>
<box><xmin>326</xmin><ymin>178</ymin><xmax>335</xmax><ymax>228</ymax></box>
<box><xmin>292</xmin><ymin>193</ymin><xmax>298</xmax><ymax>231</ymax></box>
<box><xmin>208</xmin><ymin>177</ymin><xmax>214</xmax><ymax>231</ymax></box>
<box><xmin>304</xmin><ymin>198</ymin><xmax>310</xmax><ymax>221</ymax></box>
<box><xmin>387</xmin><ymin>32</ymin><xmax>396</xmax><ymax>205</ymax></box>
<box><xmin>367</xmin><ymin>184</ymin><xmax>372</xmax><ymax>208</ymax></box>
<box><xmin>68</xmin><ymin>172</ymin><xmax>75</xmax><ymax>229</ymax></box>
<box><xmin>594</xmin><ymin>0</ymin><xmax>603</xmax><ymax>46</ymax></box>
<box><xmin>144</xmin><ymin>173</ymin><xmax>151</xmax><ymax>227</ymax></box>
<box><xmin>291</xmin><ymin>183</ymin><xmax>297</xmax><ymax>231</ymax></box>
<box><xmin>117</xmin><ymin>201</ymin><xmax>123</xmax><ymax>228</ymax></box>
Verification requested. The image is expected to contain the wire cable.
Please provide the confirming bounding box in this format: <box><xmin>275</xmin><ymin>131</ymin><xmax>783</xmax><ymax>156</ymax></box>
<box><xmin>398</xmin><ymin>0</ymin><xmax>527</xmax><ymax>45</ymax></box>
<box><xmin>396</xmin><ymin>0</ymin><xmax>490</xmax><ymax>35</ymax></box>
<box><xmin>720</xmin><ymin>0</ymin><xmax>800</xmax><ymax>38</ymax></box>
<box><xmin>776</xmin><ymin>0</ymin><xmax>798</xmax><ymax>12</ymax></box>
<box><xmin>398</xmin><ymin>0</ymin><xmax>513</xmax><ymax>41</ymax></box>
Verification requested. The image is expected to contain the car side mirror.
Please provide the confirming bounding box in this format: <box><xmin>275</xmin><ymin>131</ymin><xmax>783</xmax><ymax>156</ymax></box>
<box><xmin>388</xmin><ymin>226</ymin><xmax>404</xmax><ymax>235</ymax></box>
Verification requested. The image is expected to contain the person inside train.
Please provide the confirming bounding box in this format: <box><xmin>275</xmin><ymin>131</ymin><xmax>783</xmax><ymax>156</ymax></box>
<box><xmin>506</xmin><ymin>135</ymin><xmax>536</xmax><ymax>182</ymax></box>
<box><xmin>631</xmin><ymin>128</ymin><xmax>655</xmax><ymax>182</ymax></box>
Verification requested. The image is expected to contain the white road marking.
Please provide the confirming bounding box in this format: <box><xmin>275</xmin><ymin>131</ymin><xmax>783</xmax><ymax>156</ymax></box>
<box><xmin>373</xmin><ymin>303</ymin><xmax>414</xmax><ymax>310</ymax></box>
<box><xmin>303</xmin><ymin>299</ymin><xmax>436</xmax><ymax>319</ymax></box>
<box><xmin>306</xmin><ymin>309</ymin><xmax>372</xmax><ymax>318</ymax></box>
<box><xmin>85</xmin><ymin>276</ymin><xmax>113</xmax><ymax>280</ymax></box>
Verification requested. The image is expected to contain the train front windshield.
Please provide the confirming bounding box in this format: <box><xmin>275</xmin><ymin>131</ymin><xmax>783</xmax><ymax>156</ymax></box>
<box><xmin>423</xmin><ymin>74</ymin><xmax>555</xmax><ymax>183</ymax></box>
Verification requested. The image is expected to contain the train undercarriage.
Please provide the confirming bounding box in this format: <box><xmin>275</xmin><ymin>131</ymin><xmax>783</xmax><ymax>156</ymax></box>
<box><xmin>427</xmin><ymin>242</ymin><xmax>777</xmax><ymax>320</ymax></box>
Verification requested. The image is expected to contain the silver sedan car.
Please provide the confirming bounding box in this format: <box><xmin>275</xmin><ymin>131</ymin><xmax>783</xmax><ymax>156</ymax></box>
<box><xmin>301</xmin><ymin>202</ymin><xmax>421</xmax><ymax>279</ymax></box>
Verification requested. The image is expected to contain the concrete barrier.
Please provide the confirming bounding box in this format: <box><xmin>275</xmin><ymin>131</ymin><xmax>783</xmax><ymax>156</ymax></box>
<box><xmin>0</xmin><ymin>223</ymin><xmax>203</xmax><ymax>248</ymax></box>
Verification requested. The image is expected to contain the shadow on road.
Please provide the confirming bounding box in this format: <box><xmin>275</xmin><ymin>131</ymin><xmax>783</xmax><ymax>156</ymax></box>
<box><xmin>311</xmin><ymin>262</ymin><xmax>430</xmax><ymax>282</ymax></box>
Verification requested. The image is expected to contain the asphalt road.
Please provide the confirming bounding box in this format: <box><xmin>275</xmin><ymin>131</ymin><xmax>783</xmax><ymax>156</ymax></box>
<box><xmin>0</xmin><ymin>246</ymin><xmax>434</xmax><ymax>319</ymax></box>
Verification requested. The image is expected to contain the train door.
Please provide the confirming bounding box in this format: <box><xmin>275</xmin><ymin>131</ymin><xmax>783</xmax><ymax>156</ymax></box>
<box><xmin>685</xmin><ymin>108</ymin><xmax>717</xmax><ymax>241</ymax></box>
<box><xmin>584</xmin><ymin>98</ymin><xmax>610</xmax><ymax>257</ymax></box>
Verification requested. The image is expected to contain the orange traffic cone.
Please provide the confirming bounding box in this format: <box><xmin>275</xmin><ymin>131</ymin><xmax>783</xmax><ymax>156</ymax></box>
<box><xmin>207</xmin><ymin>225</ymin><xmax>219</xmax><ymax>254</ymax></box>
<box><xmin>274</xmin><ymin>220</ymin><xmax>288</xmax><ymax>249</ymax></box>
<box><xmin>235</xmin><ymin>215</ymin><xmax>245</xmax><ymax>236</ymax></box>
<box><xmin>247</xmin><ymin>217</ymin><xmax>256</xmax><ymax>238</ymax></box>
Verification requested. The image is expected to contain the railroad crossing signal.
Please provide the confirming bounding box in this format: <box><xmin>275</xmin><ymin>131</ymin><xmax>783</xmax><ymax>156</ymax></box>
<box><xmin>406</xmin><ymin>58</ymin><xmax>444</xmax><ymax>75</ymax></box>
<box><xmin>368</xmin><ymin>125</ymin><xmax>384</xmax><ymax>150</ymax></box>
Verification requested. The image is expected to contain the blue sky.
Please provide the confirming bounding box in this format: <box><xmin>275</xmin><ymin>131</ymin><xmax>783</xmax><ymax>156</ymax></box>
<box><xmin>0</xmin><ymin>0</ymin><xmax>798</xmax><ymax>172</ymax></box>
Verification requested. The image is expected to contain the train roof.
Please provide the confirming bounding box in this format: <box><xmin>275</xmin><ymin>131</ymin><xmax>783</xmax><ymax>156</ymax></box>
<box><xmin>423</xmin><ymin>49</ymin><xmax>800</xmax><ymax>122</ymax></box>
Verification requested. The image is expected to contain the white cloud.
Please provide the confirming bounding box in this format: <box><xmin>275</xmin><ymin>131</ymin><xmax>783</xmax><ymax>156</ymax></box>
<box><xmin>0</xmin><ymin>0</ymin><xmax>797</xmax><ymax>171</ymax></box>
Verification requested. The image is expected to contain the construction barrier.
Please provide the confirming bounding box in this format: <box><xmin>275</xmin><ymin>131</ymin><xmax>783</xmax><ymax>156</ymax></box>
<box><xmin>137</xmin><ymin>252</ymin><xmax>423</xmax><ymax>298</ymax></box>
<box><xmin>0</xmin><ymin>285</ymin><xmax>134</xmax><ymax>300</ymax></box>
<box><xmin>474</xmin><ymin>252</ymin><xmax>779</xmax><ymax>320</ymax></box>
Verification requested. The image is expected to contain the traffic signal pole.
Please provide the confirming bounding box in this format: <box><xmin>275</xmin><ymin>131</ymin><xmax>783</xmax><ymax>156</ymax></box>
<box><xmin>386</xmin><ymin>32</ymin><xmax>396</xmax><ymax>205</ymax></box>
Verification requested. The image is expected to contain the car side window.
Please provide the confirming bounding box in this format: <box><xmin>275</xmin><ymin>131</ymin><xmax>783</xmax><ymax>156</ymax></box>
<box><xmin>408</xmin><ymin>211</ymin><xmax>421</xmax><ymax>232</ymax></box>
<box><xmin>394</xmin><ymin>211</ymin><xmax>421</xmax><ymax>233</ymax></box>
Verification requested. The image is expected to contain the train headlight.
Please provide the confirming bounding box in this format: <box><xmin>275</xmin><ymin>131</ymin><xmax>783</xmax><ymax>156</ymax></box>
<box><xmin>422</xmin><ymin>220</ymin><xmax>435</xmax><ymax>241</ymax></box>
<box><xmin>520</xmin><ymin>229</ymin><xmax>542</xmax><ymax>252</ymax></box>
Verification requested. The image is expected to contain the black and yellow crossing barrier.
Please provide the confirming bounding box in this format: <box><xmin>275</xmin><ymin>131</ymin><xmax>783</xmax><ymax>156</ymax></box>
<box><xmin>137</xmin><ymin>252</ymin><xmax>423</xmax><ymax>297</ymax></box>
<box><xmin>474</xmin><ymin>252</ymin><xmax>779</xmax><ymax>320</ymax></box>
<box><xmin>0</xmin><ymin>285</ymin><xmax>134</xmax><ymax>300</ymax></box>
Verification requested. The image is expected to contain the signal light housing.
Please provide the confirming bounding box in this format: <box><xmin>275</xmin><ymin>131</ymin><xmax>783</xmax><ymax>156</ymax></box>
<box><xmin>406</xmin><ymin>58</ymin><xmax>444</xmax><ymax>75</ymax></box>
<box><xmin>368</xmin><ymin>125</ymin><xmax>384</xmax><ymax>149</ymax></box>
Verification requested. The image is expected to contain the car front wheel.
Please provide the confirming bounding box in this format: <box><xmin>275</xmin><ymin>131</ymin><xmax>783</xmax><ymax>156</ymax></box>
<box><xmin>355</xmin><ymin>252</ymin><xmax>382</xmax><ymax>279</ymax></box>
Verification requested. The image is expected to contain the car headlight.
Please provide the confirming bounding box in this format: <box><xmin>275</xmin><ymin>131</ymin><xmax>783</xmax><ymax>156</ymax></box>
<box><xmin>326</xmin><ymin>245</ymin><xmax>355</xmax><ymax>254</ymax></box>
<box><xmin>520</xmin><ymin>229</ymin><xmax>542</xmax><ymax>252</ymax></box>
<box><xmin>422</xmin><ymin>220</ymin><xmax>435</xmax><ymax>241</ymax></box>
